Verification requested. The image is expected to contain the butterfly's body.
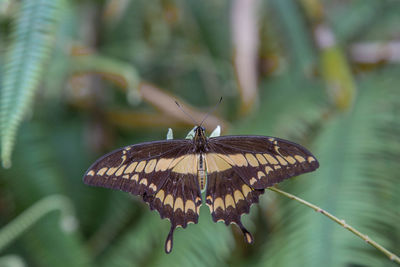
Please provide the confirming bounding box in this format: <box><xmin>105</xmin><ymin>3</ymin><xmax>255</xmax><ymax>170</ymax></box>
<box><xmin>84</xmin><ymin>126</ymin><xmax>319</xmax><ymax>253</ymax></box>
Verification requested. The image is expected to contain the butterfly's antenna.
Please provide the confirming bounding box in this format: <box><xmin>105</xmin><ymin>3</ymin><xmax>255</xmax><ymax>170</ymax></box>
<box><xmin>175</xmin><ymin>100</ymin><xmax>199</xmax><ymax>125</ymax></box>
<box><xmin>199</xmin><ymin>97</ymin><xmax>222</xmax><ymax>127</ymax></box>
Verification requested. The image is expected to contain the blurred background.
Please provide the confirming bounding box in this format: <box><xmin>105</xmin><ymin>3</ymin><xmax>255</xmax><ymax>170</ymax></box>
<box><xmin>0</xmin><ymin>0</ymin><xmax>400</xmax><ymax>266</ymax></box>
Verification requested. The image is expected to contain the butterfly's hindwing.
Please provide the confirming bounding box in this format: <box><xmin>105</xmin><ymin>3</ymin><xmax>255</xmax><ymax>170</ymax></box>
<box><xmin>83</xmin><ymin>139</ymin><xmax>202</xmax><ymax>253</ymax></box>
<box><xmin>145</xmin><ymin>170</ymin><xmax>202</xmax><ymax>253</ymax></box>
<box><xmin>205</xmin><ymin>166</ymin><xmax>263</xmax><ymax>243</ymax></box>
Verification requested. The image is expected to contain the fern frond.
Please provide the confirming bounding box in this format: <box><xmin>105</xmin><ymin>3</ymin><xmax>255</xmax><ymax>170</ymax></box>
<box><xmin>0</xmin><ymin>0</ymin><xmax>66</xmax><ymax>168</ymax></box>
<box><xmin>257</xmin><ymin>67</ymin><xmax>400</xmax><ymax>267</ymax></box>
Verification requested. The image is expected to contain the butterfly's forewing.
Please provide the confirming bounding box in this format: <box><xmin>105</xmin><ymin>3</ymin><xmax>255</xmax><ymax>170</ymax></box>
<box><xmin>83</xmin><ymin>139</ymin><xmax>202</xmax><ymax>253</ymax></box>
<box><xmin>205</xmin><ymin>135</ymin><xmax>319</xmax><ymax>242</ymax></box>
<box><xmin>208</xmin><ymin>136</ymin><xmax>319</xmax><ymax>189</ymax></box>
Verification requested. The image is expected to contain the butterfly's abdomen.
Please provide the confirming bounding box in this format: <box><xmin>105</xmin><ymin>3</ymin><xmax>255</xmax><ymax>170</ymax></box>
<box><xmin>198</xmin><ymin>154</ymin><xmax>207</xmax><ymax>192</ymax></box>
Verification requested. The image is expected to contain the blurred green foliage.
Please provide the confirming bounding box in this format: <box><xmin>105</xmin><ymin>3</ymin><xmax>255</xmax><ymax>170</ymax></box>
<box><xmin>0</xmin><ymin>0</ymin><xmax>400</xmax><ymax>266</ymax></box>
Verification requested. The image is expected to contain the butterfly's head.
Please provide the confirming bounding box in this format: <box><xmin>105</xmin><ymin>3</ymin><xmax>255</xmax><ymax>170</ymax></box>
<box><xmin>194</xmin><ymin>126</ymin><xmax>207</xmax><ymax>150</ymax></box>
<box><xmin>194</xmin><ymin>126</ymin><xmax>206</xmax><ymax>138</ymax></box>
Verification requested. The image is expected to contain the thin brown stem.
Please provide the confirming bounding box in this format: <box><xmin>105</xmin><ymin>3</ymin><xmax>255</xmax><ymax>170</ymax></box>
<box><xmin>268</xmin><ymin>187</ymin><xmax>400</xmax><ymax>265</ymax></box>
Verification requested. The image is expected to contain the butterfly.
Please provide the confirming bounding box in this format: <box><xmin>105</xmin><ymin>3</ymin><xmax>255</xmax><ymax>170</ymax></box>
<box><xmin>83</xmin><ymin>126</ymin><xmax>319</xmax><ymax>253</ymax></box>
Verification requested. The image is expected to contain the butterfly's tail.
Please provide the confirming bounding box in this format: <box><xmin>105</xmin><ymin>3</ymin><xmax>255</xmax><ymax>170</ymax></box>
<box><xmin>237</xmin><ymin>221</ymin><xmax>254</xmax><ymax>244</ymax></box>
<box><xmin>165</xmin><ymin>226</ymin><xmax>174</xmax><ymax>253</ymax></box>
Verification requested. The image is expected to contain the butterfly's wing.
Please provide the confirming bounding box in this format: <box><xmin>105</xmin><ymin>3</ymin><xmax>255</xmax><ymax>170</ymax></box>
<box><xmin>83</xmin><ymin>139</ymin><xmax>202</xmax><ymax>253</ymax></box>
<box><xmin>205</xmin><ymin>136</ymin><xmax>319</xmax><ymax>242</ymax></box>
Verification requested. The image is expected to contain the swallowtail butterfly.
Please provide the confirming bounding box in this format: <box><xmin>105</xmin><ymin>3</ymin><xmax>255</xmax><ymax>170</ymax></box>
<box><xmin>83</xmin><ymin>126</ymin><xmax>319</xmax><ymax>253</ymax></box>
